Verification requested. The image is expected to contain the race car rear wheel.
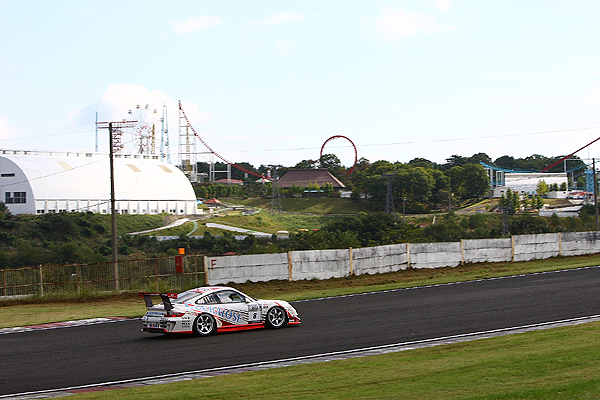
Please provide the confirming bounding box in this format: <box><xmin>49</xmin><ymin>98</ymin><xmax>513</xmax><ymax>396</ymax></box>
<box><xmin>193</xmin><ymin>314</ymin><xmax>216</xmax><ymax>336</ymax></box>
<box><xmin>265</xmin><ymin>306</ymin><xmax>288</xmax><ymax>329</ymax></box>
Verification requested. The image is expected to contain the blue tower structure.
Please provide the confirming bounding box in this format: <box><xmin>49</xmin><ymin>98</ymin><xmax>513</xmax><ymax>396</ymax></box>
<box><xmin>585</xmin><ymin>168</ymin><xmax>594</xmax><ymax>193</ymax></box>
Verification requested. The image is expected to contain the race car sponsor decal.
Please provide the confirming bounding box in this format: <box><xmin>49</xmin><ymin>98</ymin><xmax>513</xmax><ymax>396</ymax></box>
<box><xmin>193</xmin><ymin>305</ymin><xmax>246</xmax><ymax>324</ymax></box>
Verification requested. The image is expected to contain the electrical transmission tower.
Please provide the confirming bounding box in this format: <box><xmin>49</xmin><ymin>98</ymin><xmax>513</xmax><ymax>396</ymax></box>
<box><xmin>382</xmin><ymin>172</ymin><xmax>396</xmax><ymax>214</ymax></box>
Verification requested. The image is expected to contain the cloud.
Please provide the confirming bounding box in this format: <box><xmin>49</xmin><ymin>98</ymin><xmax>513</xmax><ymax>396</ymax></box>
<box><xmin>276</xmin><ymin>40</ymin><xmax>294</xmax><ymax>54</ymax></box>
<box><xmin>432</xmin><ymin>0</ymin><xmax>452</xmax><ymax>13</ymax></box>
<box><xmin>245</xmin><ymin>12</ymin><xmax>304</xmax><ymax>28</ymax></box>
<box><xmin>172</xmin><ymin>16</ymin><xmax>224</xmax><ymax>34</ymax></box>
<box><xmin>373</xmin><ymin>7</ymin><xmax>453</xmax><ymax>42</ymax></box>
<box><xmin>0</xmin><ymin>115</ymin><xmax>25</xmax><ymax>141</ymax></box>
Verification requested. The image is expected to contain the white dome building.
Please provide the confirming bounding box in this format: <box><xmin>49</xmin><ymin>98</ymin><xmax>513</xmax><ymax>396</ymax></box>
<box><xmin>0</xmin><ymin>150</ymin><xmax>197</xmax><ymax>216</ymax></box>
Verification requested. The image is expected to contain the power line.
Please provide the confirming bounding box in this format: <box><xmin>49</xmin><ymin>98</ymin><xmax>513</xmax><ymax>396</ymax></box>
<box><xmin>0</xmin><ymin>130</ymin><xmax>95</xmax><ymax>142</ymax></box>
<box><xmin>219</xmin><ymin>126</ymin><xmax>600</xmax><ymax>155</ymax></box>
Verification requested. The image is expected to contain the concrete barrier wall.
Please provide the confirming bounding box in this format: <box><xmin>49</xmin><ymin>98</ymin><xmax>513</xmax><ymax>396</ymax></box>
<box><xmin>291</xmin><ymin>249</ymin><xmax>350</xmax><ymax>280</ymax></box>
<box><xmin>206</xmin><ymin>231</ymin><xmax>600</xmax><ymax>285</ymax></box>
<box><xmin>409</xmin><ymin>242</ymin><xmax>462</xmax><ymax>269</ymax></box>
<box><xmin>461</xmin><ymin>238</ymin><xmax>513</xmax><ymax>263</ymax></box>
<box><xmin>513</xmin><ymin>233</ymin><xmax>560</xmax><ymax>262</ymax></box>
<box><xmin>353</xmin><ymin>244</ymin><xmax>408</xmax><ymax>275</ymax></box>
<box><xmin>206</xmin><ymin>253</ymin><xmax>289</xmax><ymax>284</ymax></box>
<box><xmin>561</xmin><ymin>231</ymin><xmax>600</xmax><ymax>256</ymax></box>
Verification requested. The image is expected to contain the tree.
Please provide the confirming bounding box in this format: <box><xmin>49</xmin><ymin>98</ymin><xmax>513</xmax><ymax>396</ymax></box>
<box><xmin>533</xmin><ymin>195</ymin><xmax>544</xmax><ymax>210</ymax></box>
<box><xmin>429</xmin><ymin>169</ymin><xmax>450</xmax><ymax>208</ymax></box>
<box><xmin>444</xmin><ymin>155</ymin><xmax>467</xmax><ymax>169</ymax></box>
<box><xmin>318</xmin><ymin>154</ymin><xmax>342</xmax><ymax>170</ymax></box>
<box><xmin>447</xmin><ymin>164</ymin><xmax>489</xmax><ymax>200</ymax></box>
<box><xmin>323</xmin><ymin>182</ymin><xmax>335</xmax><ymax>197</ymax></box>
<box><xmin>466</xmin><ymin>153</ymin><xmax>492</xmax><ymax>165</ymax></box>
<box><xmin>494</xmin><ymin>155</ymin><xmax>516</xmax><ymax>169</ymax></box>
<box><xmin>536</xmin><ymin>180</ymin><xmax>549</xmax><ymax>196</ymax></box>
<box><xmin>460</xmin><ymin>164</ymin><xmax>489</xmax><ymax>199</ymax></box>
<box><xmin>295</xmin><ymin>159</ymin><xmax>317</xmax><ymax>169</ymax></box>
<box><xmin>408</xmin><ymin>158</ymin><xmax>436</xmax><ymax>169</ymax></box>
<box><xmin>397</xmin><ymin>166</ymin><xmax>435</xmax><ymax>202</ymax></box>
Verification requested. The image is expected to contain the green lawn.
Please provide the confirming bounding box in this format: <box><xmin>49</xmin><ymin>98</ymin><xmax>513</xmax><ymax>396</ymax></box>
<box><xmin>231</xmin><ymin>197</ymin><xmax>376</xmax><ymax>214</ymax></box>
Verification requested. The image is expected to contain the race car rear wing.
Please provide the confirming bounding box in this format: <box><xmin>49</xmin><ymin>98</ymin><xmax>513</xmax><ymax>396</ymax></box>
<box><xmin>138</xmin><ymin>292</ymin><xmax>178</xmax><ymax>312</ymax></box>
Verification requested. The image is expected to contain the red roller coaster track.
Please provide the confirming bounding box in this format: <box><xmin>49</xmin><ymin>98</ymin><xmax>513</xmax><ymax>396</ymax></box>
<box><xmin>540</xmin><ymin>135</ymin><xmax>600</xmax><ymax>172</ymax></box>
<box><xmin>320</xmin><ymin>135</ymin><xmax>358</xmax><ymax>173</ymax></box>
<box><xmin>178</xmin><ymin>101</ymin><xmax>263</xmax><ymax>178</ymax></box>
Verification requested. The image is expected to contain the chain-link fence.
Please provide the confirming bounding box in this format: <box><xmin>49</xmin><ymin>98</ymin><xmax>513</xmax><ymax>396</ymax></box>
<box><xmin>0</xmin><ymin>255</ymin><xmax>205</xmax><ymax>299</ymax></box>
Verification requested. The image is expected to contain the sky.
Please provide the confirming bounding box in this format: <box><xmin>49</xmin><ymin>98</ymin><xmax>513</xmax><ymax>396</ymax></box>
<box><xmin>1</xmin><ymin>0</ymin><xmax>600</xmax><ymax>170</ymax></box>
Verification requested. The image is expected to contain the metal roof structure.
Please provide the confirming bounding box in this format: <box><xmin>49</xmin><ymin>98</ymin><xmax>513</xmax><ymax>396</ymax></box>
<box><xmin>0</xmin><ymin>150</ymin><xmax>197</xmax><ymax>215</ymax></box>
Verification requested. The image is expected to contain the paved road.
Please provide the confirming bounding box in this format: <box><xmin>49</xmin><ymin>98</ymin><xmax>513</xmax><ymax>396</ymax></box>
<box><xmin>2</xmin><ymin>267</ymin><xmax>600</xmax><ymax>396</ymax></box>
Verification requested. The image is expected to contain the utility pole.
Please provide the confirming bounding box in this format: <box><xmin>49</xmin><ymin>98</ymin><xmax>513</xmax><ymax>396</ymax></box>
<box><xmin>96</xmin><ymin>119</ymin><xmax>138</xmax><ymax>292</ymax></box>
<box><xmin>270</xmin><ymin>165</ymin><xmax>283</xmax><ymax>214</ymax></box>
<box><xmin>109</xmin><ymin>123</ymin><xmax>119</xmax><ymax>291</ymax></box>
<box><xmin>594</xmin><ymin>159</ymin><xmax>599</xmax><ymax>231</ymax></box>
<box><xmin>448</xmin><ymin>177</ymin><xmax>452</xmax><ymax>212</ymax></box>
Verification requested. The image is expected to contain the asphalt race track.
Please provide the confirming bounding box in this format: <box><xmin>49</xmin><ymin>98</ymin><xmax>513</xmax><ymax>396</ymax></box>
<box><xmin>2</xmin><ymin>267</ymin><xmax>600</xmax><ymax>396</ymax></box>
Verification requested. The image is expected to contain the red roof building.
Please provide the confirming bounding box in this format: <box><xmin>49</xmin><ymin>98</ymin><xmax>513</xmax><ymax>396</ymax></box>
<box><xmin>204</xmin><ymin>198</ymin><xmax>223</xmax><ymax>205</ymax></box>
<box><xmin>276</xmin><ymin>169</ymin><xmax>346</xmax><ymax>190</ymax></box>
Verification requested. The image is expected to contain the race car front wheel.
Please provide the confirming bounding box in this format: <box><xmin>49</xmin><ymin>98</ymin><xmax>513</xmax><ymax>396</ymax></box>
<box><xmin>265</xmin><ymin>306</ymin><xmax>288</xmax><ymax>329</ymax></box>
<box><xmin>193</xmin><ymin>314</ymin><xmax>216</xmax><ymax>336</ymax></box>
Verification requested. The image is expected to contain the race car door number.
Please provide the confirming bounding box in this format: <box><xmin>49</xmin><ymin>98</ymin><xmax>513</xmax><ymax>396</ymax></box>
<box><xmin>247</xmin><ymin>304</ymin><xmax>261</xmax><ymax>322</ymax></box>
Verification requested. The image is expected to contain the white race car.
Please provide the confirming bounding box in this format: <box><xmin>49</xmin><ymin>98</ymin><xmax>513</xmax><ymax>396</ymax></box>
<box><xmin>139</xmin><ymin>286</ymin><xmax>301</xmax><ymax>336</ymax></box>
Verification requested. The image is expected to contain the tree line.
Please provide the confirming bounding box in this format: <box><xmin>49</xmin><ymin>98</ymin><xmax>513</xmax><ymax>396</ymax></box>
<box><xmin>195</xmin><ymin>151</ymin><xmax>586</xmax><ymax>212</ymax></box>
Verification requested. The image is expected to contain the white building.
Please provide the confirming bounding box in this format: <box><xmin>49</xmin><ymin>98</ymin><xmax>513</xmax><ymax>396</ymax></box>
<box><xmin>504</xmin><ymin>172</ymin><xmax>568</xmax><ymax>195</ymax></box>
<box><xmin>0</xmin><ymin>150</ymin><xmax>197</xmax><ymax>215</ymax></box>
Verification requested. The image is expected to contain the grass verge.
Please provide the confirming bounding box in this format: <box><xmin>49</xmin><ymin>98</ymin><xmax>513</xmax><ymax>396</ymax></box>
<box><xmin>2</xmin><ymin>253</ymin><xmax>600</xmax><ymax>328</ymax></box>
<box><xmin>65</xmin><ymin>322</ymin><xmax>600</xmax><ymax>399</ymax></box>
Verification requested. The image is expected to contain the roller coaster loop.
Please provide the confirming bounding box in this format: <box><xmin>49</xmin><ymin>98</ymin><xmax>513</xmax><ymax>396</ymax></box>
<box><xmin>320</xmin><ymin>135</ymin><xmax>358</xmax><ymax>173</ymax></box>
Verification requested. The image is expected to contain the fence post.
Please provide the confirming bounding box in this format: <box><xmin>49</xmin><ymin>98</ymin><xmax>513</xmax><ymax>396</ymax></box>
<box><xmin>203</xmin><ymin>255</ymin><xmax>209</xmax><ymax>286</ymax></box>
<box><xmin>287</xmin><ymin>251</ymin><xmax>293</xmax><ymax>281</ymax></box>
<box><xmin>460</xmin><ymin>239</ymin><xmax>465</xmax><ymax>265</ymax></box>
<box><xmin>155</xmin><ymin>259</ymin><xmax>159</xmax><ymax>292</ymax></box>
<box><xmin>76</xmin><ymin>264</ymin><xmax>80</xmax><ymax>296</ymax></box>
<box><xmin>194</xmin><ymin>255</ymin><xmax>198</xmax><ymax>287</ymax></box>
<box><xmin>113</xmin><ymin>260</ymin><xmax>119</xmax><ymax>293</ymax></box>
<box><xmin>349</xmin><ymin>247</ymin><xmax>354</xmax><ymax>276</ymax></box>
<box><xmin>39</xmin><ymin>265</ymin><xmax>44</xmax><ymax>298</ymax></box>
<box><xmin>406</xmin><ymin>243</ymin><xmax>411</xmax><ymax>269</ymax></box>
<box><xmin>2</xmin><ymin>269</ymin><xmax>6</xmax><ymax>297</ymax></box>
<box><xmin>559</xmin><ymin>232</ymin><xmax>562</xmax><ymax>256</ymax></box>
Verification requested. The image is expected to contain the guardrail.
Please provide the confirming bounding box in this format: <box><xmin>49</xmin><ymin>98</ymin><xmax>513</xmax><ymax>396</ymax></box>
<box><xmin>0</xmin><ymin>255</ymin><xmax>206</xmax><ymax>299</ymax></box>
